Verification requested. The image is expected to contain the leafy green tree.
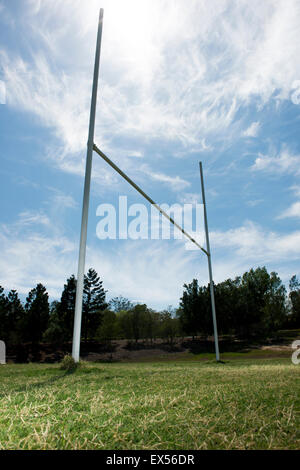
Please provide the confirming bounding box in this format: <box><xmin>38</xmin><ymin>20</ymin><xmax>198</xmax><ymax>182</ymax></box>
<box><xmin>214</xmin><ymin>277</ymin><xmax>243</xmax><ymax>334</ymax></box>
<box><xmin>117</xmin><ymin>304</ymin><xmax>149</xmax><ymax>343</ymax></box>
<box><xmin>97</xmin><ymin>309</ymin><xmax>118</xmax><ymax>360</ymax></box>
<box><xmin>24</xmin><ymin>284</ymin><xmax>50</xmax><ymax>344</ymax></box>
<box><xmin>116</xmin><ymin>309</ymin><xmax>133</xmax><ymax>339</ymax></box>
<box><xmin>130</xmin><ymin>304</ymin><xmax>148</xmax><ymax>343</ymax></box>
<box><xmin>289</xmin><ymin>275</ymin><xmax>300</xmax><ymax>327</ymax></box>
<box><xmin>160</xmin><ymin>308</ymin><xmax>180</xmax><ymax>344</ymax></box>
<box><xmin>83</xmin><ymin>268</ymin><xmax>107</xmax><ymax>342</ymax></box>
<box><xmin>262</xmin><ymin>271</ymin><xmax>287</xmax><ymax>334</ymax></box>
<box><xmin>143</xmin><ymin>308</ymin><xmax>161</xmax><ymax>344</ymax></box>
<box><xmin>179</xmin><ymin>280</ymin><xmax>211</xmax><ymax>338</ymax></box>
<box><xmin>109</xmin><ymin>296</ymin><xmax>133</xmax><ymax>313</ymax></box>
<box><xmin>239</xmin><ymin>267</ymin><xmax>286</xmax><ymax>337</ymax></box>
<box><xmin>242</xmin><ymin>267</ymin><xmax>269</xmax><ymax>315</ymax></box>
<box><xmin>179</xmin><ymin>267</ymin><xmax>288</xmax><ymax>340</ymax></box>
<box><xmin>97</xmin><ymin>309</ymin><xmax>118</xmax><ymax>343</ymax></box>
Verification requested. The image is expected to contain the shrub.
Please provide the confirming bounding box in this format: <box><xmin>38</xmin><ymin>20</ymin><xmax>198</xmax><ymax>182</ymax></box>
<box><xmin>60</xmin><ymin>354</ymin><xmax>77</xmax><ymax>372</ymax></box>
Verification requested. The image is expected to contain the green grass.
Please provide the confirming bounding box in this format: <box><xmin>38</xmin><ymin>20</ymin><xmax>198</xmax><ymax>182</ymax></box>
<box><xmin>0</xmin><ymin>359</ymin><xmax>299</xmax><ymax>450</ymax></box>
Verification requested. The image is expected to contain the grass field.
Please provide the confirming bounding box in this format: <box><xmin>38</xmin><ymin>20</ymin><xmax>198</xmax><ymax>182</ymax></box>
<box><xmin>0</xmin><ymin>359</ymin><xmax>299</xmax><ymax>450</ymax></box>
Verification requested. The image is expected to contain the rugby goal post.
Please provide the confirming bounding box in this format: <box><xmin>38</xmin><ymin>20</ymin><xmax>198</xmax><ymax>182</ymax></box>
<box><xmin>72</xmin><ymin>8</ymin><xmax>220</xmax><ymax>362</ymax></box>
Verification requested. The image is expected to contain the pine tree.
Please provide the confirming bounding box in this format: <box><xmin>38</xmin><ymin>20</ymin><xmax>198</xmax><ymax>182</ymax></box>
<box><xmin>24</xmin><ymin>284</ymin><xmax>50</xmax><ymax>344</ymax></box>
<box><xmin>59</xmin><ymin>275</ymin><xmax>77</xmax><ymax>340</ymax></box>
<box><xmin>83</xmin><ymin>269</ymin><xmax>107</xmax><ymax>342</ymax></box>
<box><xmin>43</xmin><ymin>301</ymin><xmax>64</xmax><ymax>345</ymax></box>
<box><xmin>0</xmin><ymin>286</ymin><xmax>8</xmax><ymax>342</ymax></box>
<box><xmin>6</xmin><ymin>290</ymin><xmax>25</xmax><ymax>345</ymax></box>
<box><xmin>44</xmin><ymin>276</ymin><xmax>77</xmax><ymax>344</ymax></box>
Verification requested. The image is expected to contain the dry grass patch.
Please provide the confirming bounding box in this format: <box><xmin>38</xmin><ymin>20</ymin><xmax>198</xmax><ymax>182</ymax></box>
<box><xmin>0</xmin><ymin>360</ymin><xmax>299</xmax><ymax>449</ymax></box>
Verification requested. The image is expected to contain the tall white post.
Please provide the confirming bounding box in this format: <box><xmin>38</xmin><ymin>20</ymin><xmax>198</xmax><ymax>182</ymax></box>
<box><xmin>0</xmin><ymin>340</ymin><xmax>5</xmax><ymax>365</ymax></box>
<box><xmin>199</xmin><ymin>162</ymin><xmax>220</xmax><ymax>362</ymax></box>
<box><xmin>72</xmin><ymin>9</ymin><xmax>104</xmax><ymax>362</ymax></box>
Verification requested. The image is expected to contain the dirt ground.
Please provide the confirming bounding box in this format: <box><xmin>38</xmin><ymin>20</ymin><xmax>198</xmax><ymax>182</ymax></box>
<box><xmin>5</xmin><ymin>331</ymin><xmax>299</xmax><ymax>363</ymax></box>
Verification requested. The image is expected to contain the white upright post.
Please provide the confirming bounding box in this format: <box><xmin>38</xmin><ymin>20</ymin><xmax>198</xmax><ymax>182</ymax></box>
<box><xmin>0</xmin><ymin>340</ymin><xmax>5</xmax><ymax>365</ymax></box>
<box><xmin>72</xmin><ymin>9</ymin><xmax>104</xmax><ymax>362</ymax></box>
<box><xmin>199</xmin><ymin>162</ymin><xmax>220</xmax><ymax>362</ymax></box>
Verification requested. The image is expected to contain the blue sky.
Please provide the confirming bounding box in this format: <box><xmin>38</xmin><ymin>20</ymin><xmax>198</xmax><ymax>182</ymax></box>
<box><xmin>0</xmin><ymin>0</ymin><xmax>300</xmax><ymax>309</ymax></box>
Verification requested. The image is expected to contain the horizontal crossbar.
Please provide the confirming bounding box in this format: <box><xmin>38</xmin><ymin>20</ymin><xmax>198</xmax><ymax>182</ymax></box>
<box><xmin>93</xmin><ymin>143</ymin><xmax>208</xmax><ymax>256</ymax></box>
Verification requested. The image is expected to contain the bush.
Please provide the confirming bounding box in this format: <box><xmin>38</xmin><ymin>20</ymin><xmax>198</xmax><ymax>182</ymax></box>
<box><xmin>60</xmin><ymin>354</ymin><xmax>77</xmax><ymax>372</ymax></box>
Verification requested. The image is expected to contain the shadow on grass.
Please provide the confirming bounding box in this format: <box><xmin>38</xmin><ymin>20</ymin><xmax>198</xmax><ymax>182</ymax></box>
<box><xmin>0</xmin><ymin>369</ymin><xmax>77</xmax><ymax>399</ymax></box>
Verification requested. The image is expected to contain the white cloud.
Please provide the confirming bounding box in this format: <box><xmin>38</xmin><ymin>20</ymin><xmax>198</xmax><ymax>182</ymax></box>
<box><xmin>1</xmin><ymin>0</ymin><xmax>300</xmax><ymax>179</ymax></box>
<box><xmin>178</xmin><ymin>193</ymin><xmax>201</xmax><ymax>205</ymax></box>
<box><xmin>252</xmin><ymin>146</ymin><xmax>300</xmax><ymax>174</ymax></box>
<box><xmin>147</xmin><ymin>171</ymin><xmax>190</xmax><ymax>191</ymax></box>
<box><xmin>26</xmin><ymin>0</ymin><xmax>42</xmax><ymax>15</ymax></box>
<box><xmin>1</xmin><ymin>52</ymin><xmax>90</xmax><ymax>154</ymax></box>
<box><xmin>17</xmin><ymin>210</ymin><xmax>51</xmax><ymax>227</ymax></box>
<box><xmin>1</xmin><ymin>210</ymin><xmax>299</xmax><ymax>306</ymax></box>
<box><xmin>0</xmin><ymin>2</ymin><xmax>15</xmax><ymax>28</ymax></box>
<box><xmin>246</xmin><ymin>199</ymin><xmax>263</xmax><ymax>207</ymax></box>
<box><xmin>47</xmin><ymin>188</ymin><xmax>77</xmax><ymax>210</ymax></box>
<box><xmin>290</xmin><ymin>185</ymin><xmax>300</xmax><ymax>198</ymax></box>
<box><xmin>0</xmin><ymin>206</ymin><xmax>201</xmax><ymax>307</ymax></box>
<box><xmin>0</xmin><ymin>80</ymin><xmax>6</xmax><ymax>104</ymax></box>
<box><xmin>127</xmin><ymin>151</ymin><xmax>143</xmax><ymax>158</ymax></box>
<box><xmin>1</xmin><ymin>0</ymin><xmax>300</xmax><ymax>304</ymax></box>
<box><xmin>140</xmin><ymin>164</ymin><xmax>190</xmax><ymax>191</ymax></box>
<box><xmin>0</xmin><ymin>222</ymin><xmax>76</xmax><ymax>298</ymax></box>
<box><xmin>0</xmin><ymin>204</ymin><xmax>77</xmax><ymax>297</ymax></box>
<box><xmin>243</xmin><ymin>121</ymin><xmax>260</xmax><ymax>137</ymax></box>
<box><xmin>211</xmin><ymin>221</ymin><xmax>300</xmax><ymax>262</ymax></box>
<box><xmin>86</xmin><ymin>240</ymin><xmax>199</xmax><ymax>308</ymax></box>
<box><xmin>278</xmin><ymin>201</ymin><xmax>300</xmax><ymax>219</ymax></box>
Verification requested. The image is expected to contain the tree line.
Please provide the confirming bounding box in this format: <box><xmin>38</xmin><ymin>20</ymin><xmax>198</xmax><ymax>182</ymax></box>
<box><xmin>179</xmin><ymin>267</ymin><xmax>299</xmax><ymax>339</ymax></box>
<box><xmin>0</xmin><ymin>266</ymin><xmax>299</xmax><ymax>349</ymax></box>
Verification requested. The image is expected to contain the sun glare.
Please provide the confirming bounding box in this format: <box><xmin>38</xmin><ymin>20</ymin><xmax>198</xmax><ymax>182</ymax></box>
<box><xmin>102</xmin><ymin>1</ymin><xmax>152</xmax><ymax>37</ymax></box>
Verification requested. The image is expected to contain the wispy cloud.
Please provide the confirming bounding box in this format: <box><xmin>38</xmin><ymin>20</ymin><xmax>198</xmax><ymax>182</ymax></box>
<box><xmin>17</xmin><ymin>210</ymin><xmax>51</xmax><ymax>227</ymax></box>
<box><xmin>178</xmin><ymin>193</ymin><xmax>201</xmax><ymax>205</ymax></box>
<box><xmin>2</xmin><ymin>0</ymin><xmax>300</xmax><ymax>179</ymax></box>
<box><xmin>0</xmin><ymin>79</ymin><xmax>6</xmax><ymax>104</ymax></box>
<box><xmin>278</xmin><ymin>201</ymin><xmax>300</xmax><ymax>219</ymax></box>
<box><xmin>290</xmin><ymin>185</ymin><xmax>300</xmax><ymax>198</ymax></box>
<box><xmin>0</xmin><ymin>219</ymin><xmax>76</xmax><ymax>298</ymax></box>
<box><xmin>140</xmin><ymin>164</ymin><xmax>190</xmax><ymax>191</ymax></box>
<box><xmin>246</xmin><ymin>199</ymin><xmax>263</xmax><ymax>207</ymax></box>
<box><xmin>1</xmin><ymin>0</ymin><xmax>300</xmax><ymax>305</ymax></box>
<box><xmin>1</xmin><ymin>52</ymin><xmax>90</xmax><ymax>153</ymax></box>
<box><xmin>0</xmin><ymin>200</ymin><xmax>78</xmax><ymax>296</ymax></box>
<box><xmin>212</xmin><ymin>221</ymin><xmax>300</xmax><ymax>262</ymax></box>
<box><xmin>252</xmin><ymin>146</ymin><xmax>300</xmax><ymax>174</ymax></box>
<box><xmin>243</xmin><ymin>121</ymin><xmax>260</xmax><ymax>137</ymax></box>
<box><xmin>0</xmin><ymin>205</ymin><xmax>199</xmax><ymax>306</ymax></box>
<box><xmin>1</xmin><ymin>211</ymin><xmax>299</xmax><ymax>305</ymax></box>
<box><xmin>47</xmin><ymin>187</ymin><xmax>77</xmax><ymax>210</ymax></box>
<box><xmin>86</xmin><ymin>240</ymin><xmax>199</xmax><ymax>307</ymax></box>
